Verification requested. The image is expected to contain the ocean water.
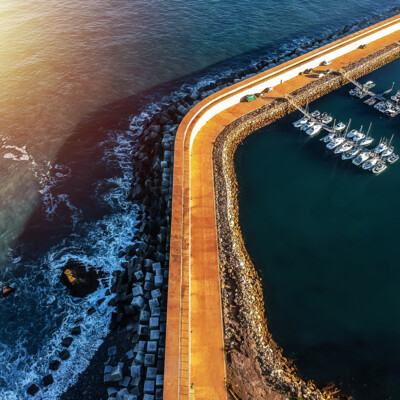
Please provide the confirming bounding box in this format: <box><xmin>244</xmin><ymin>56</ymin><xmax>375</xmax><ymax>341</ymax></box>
<box><xmin>235</xmin><ymin>58</ymin><xmax>400</xmax><ymax>399</ymax></box>
<box><xmin>1</xmin><ymin>0</ymin><xmax>400</xmax><ymax>398</ymax></box>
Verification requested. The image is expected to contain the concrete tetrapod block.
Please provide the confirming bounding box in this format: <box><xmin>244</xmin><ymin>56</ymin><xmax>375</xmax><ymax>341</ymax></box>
<box><xmin>108</xmin><ymin>346</ymin><xmax>117</xmax><ymax>357</ymax></box>
<box><xmin>139</xmin><ymin>310</ymin><xmax>150</xmax><ymax>323</ymax></box>
<box><xmin>107</xmin><ymin>387</ymin><xmax>118</xmax><ymax>396</ymax></box>
<box><xmin>145</xmin><ymin>272</ymin><xmax>154</xmax><ymax>282</ymax></box>
<box><xmin>134</xmin><ymin>350</ymin><xmax>145</xmax><ymax>365</ymax></box>
<box><xmin>144</xmin><ymin>380</ymin><xmax>155</xmax><ymax>394</ymax></box>
<box><xmin>149</xmin><ymin>317</ymin><xmax>159</xmax><ymax>330</ymax></box>
<box><xmin>144</xmin><ymin>353</ymin><xmax>156</xmax><ymax>367</ymax></box>
<box><xmin>148</xmin><ymin>299</ymin><xmax>159</xmax><ymax>309</ymax></box>
<box><xmin>134</xmin><ymin>271</ymin><xmax>144</xmax><ymax>281</ymax></box>
<box><xmin>150</xmin><ymin>307</ymin><xmax>161</xmax><ymax>317</ymax></box>
<box><xmin>119</xmin><ymin>376</ymin><xmax>131</xmax><ymax>387</ymax></box>
<box><xmin>156</xmin><ymin>374</ymin><xmax>164</xmax><ymax>387</ymax></box>
<box><xmin>116</xmin><ymin>388</ymin><xmax>129</xmax><ymax>400</ymax></box>
<box><xmin>146</xmin><ymin>367</ymin><xmax>157</xmax><ymax>380</ymax></box>
<box><xmin>149</xmin><ymin>330</ymin><xmax>160</xmax><ymax>341</ymax></box>
<box><xmin>147</xmin><ymin>341</ymin><xmax>157</xmax><ymax>354</ymax></box>
<box><xmin>138</xmin><ymin>341</ymin><xmax>147</xmax><ymax>352</ymax></box>
<box><xmin>132</xmin><ymin>296</ymin><xmax>145</xmax><ymax>309</ymax></box>
<box><xmin>154</xmin><ymin>276</ymin><xmax>163</xmax><ymax>288</ymax></box>
<box><xmin>150</xmin><ymin>289</ymin><xmax>162</xmax><ymax>299</ymax></box>
<box><xmin>132</xmin><ymin>286</ymin><xmax>144</xmax><ymax>297</ymax></box>
<box><xmin>138</xmin><ymin>324</ymin><xmax>149</xmax><ymax>336</ymax></box>
<box><xmin>130</xmin><ymin>364</ymin><xmax>143</xmax><ymax>378</ymax></box>
<box><xmin>110</xmin><ymin>365</ymin><xmax>123</xmax><ymax>381</ymax></box>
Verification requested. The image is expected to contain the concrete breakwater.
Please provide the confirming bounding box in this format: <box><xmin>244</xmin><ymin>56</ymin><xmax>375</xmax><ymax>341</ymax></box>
<box><xmin>213</xmin><ymin>41</ymin><xmax>400</xmax><ymax>399</ymax></box>
<box><xmin>58</xmin><ymin>19</ymin><xmax>400</xmax><ymax>400</ymax></box>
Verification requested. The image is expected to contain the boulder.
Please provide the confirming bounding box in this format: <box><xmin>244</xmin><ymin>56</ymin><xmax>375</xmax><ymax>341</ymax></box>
<box><xmin>49</xmin><ymin>360</ymin><xmax>60</xmax><ymax>371</ymax></box>
<box><xmin>60</xmin><ymin>349</ymin><xmax>70</xmax><ymax>360</ymax></box>
<box><xmin>61</xmin><ymin>337</ymin><xmax>73</xmax><ymax>347</ymax></box>
<box><xmin>43</xmin><ymin>374</ymin><xmax>54</xmax><ymax>386</ymax></box>
<box><xmin>27</xmin><ymin>384</ymin><xmax>39</xmax><ymax>396</ymax></box>
<box><xmin>1</xmin><ymin>286</ymin><xmax>16</xmax><ymax>298</ymax></box>
<box><xmin>60</xmin><ymin>259</ymin><xmax>102</xmax><ymax>298</ymax></box>
<box><xmin>71</xmin><ymin>326</ymin><xmax>81</xmax><ymax>335</ymax></box>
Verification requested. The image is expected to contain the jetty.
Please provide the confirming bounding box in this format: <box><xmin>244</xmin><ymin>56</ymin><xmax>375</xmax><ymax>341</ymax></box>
<box><xmin>165</xmin><ymin>15</ymin><xmax>400</xmax><ymax>400</ymax></box>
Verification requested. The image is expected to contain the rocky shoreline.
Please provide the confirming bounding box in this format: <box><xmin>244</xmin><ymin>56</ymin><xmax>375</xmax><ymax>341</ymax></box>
<box><xmin>212</xmin><ymin>42</ymin><xmax>400</xmax><ymax>400</ymax></box>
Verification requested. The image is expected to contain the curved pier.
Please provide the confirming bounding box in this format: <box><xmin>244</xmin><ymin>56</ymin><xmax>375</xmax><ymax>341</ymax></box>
<box><xmin>165</xmin><ymin>15</ymin><xmax>400</xmax><ymax>400</ymax></box>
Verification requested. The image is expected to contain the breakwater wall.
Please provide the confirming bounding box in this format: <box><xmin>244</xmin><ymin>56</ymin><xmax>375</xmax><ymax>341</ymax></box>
<box><xmin>213</xmin><ymin>41</ymin><xmax>400</xmax><ymax>399</ymax></box>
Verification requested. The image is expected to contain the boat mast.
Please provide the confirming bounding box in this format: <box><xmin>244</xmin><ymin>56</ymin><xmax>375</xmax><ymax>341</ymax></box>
<box><xmin>344</xmin><ymin>118</ymin><xmax>351</xmax><ymax>137</ymax></box>
<box><xmin>366</xmin><ymin>122</ymin><xmax>372</xmax><ymax>137</ymax></box>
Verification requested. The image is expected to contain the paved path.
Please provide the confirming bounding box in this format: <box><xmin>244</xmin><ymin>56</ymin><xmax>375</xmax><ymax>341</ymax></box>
<box><xmin>164</xmin><ymin>15</ymin><xmax>400</xmax><ymax>400</ymax></box>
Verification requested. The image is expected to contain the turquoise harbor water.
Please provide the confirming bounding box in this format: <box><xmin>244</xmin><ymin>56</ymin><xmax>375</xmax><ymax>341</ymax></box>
<box><xmin>2</xmin><ymin>0</ymin><xmax>400</xmax><ymax>398</ymax></box>
<box><xmin>235</xmin><ymin>59</ymin><xmax>400</xmax><ymax>399</ymax></box>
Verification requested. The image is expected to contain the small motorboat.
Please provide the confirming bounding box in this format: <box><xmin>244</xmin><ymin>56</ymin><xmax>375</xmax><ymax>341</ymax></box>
<box><xmin>372</xmin><ymin>162</ymin><xmax>387</xmax><ymax>175</ymax></box>
<box><xmin>334</xmin><ymin>122</ymin><xmax>346</xmax><ymax>131</ymax></box>
<box><xmin>293</xmin><ymin>116</ymin><xmax>308</xmax><ymax>128</ymax></box>
<box><xmin>310</xmin><ymin>110</ymin><xmax>320</xmax><ymax>118</ymax></box>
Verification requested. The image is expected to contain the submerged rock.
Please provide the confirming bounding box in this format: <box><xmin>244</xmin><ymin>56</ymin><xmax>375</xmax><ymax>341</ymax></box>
<box><xmin>60</xmin><ymin>259</ymin><xmax>102</xmax><ymax>297</ymax></box>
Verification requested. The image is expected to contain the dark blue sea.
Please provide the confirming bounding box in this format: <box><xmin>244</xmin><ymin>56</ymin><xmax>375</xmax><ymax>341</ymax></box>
<box><xmin>1</xmin><ymin>1</ymin><xmax>400</xmax><ymax>398</ymax></box>
<box><xmin>235</xmin><ymin>59</ymin><xmax>400</xmax><ymax>399</ymax></box>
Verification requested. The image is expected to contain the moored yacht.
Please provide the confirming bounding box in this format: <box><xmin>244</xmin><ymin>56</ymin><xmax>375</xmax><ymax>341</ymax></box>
<box><xmin>301</xmin><ymin>120</ymin><xmax>315</xmax><ymax>131</ymax></box>
<box><xmin>310</xmin><ymin>110</ymin><xmax>320</xmax><ymax>118</ymax></box>
<box><xmin>321</xmin><ymin>114</ymin><xmax>333</xmax><ymax>124</ymax></box>
<box><xmin>306</xmin><ymin>124</ymin><xmax>322</xmax><ymax>136</ymax></box>
<box><xmin>347</xmin><ymin>129</ymin><xmax>358</xmax><ymax>139</ymax></box>
<box><xmin>334</xmin><ymin>122</ymin><xmax>346</xmax><ymax>131</ymax></box>
<box><xmin>352</xmin><ymin>131</ymin><xmax>366</xmax><ymax>142</ymax></box>
<box><xmin>372</xmin><ymin>162</ymin><xmax>387</xmax><ymax>175</ymax></box>
<box><xmin>363</xmin><ymin>80</ymin><xmax>375</xmax><ymax>89</ymax></box>
<box><xmin>382</xmin><ymin>146</ymin><xmax>394</xmax><ymax>157</ymax></box>
<box><xmin>352</xmin><ymin>151</ymin><xmax>371</xmax><ymax>166</ymax></box>
<box><xmin>334</xmin><ymin>140</ymin><xmax>353</xmax><ymax>154</ymax></box>
<box><xmin>359</xmin><ymin>136</ymin><xmax>374</xmax><ymax>146</ymax></box>
<box><xmin>362</xmin><ymin>156</ymin><xmax>380</xmax><ymax>170</ymax></box>
<box><xmin>342</xmin><ymin>146</ymin><xmax>362</xmax><ymax>160</ymax></box>
<box><xmin>320</xmin><ymin>132</ymin><xmax>336</xmax><ymax>143</ymax></box>
<box><xmin>293</xmin><ymin>116</ymin><xmax>308</xmax><ymax>128</ymax></box>
<box><xmin>373</xmin><ymin>140</ymin><xmax>388</xmax><ymax>154</ymax></box>
<box><xmin>387</xmin><ymin>153</ymin><xmax>399</xmax><ymax>164</ymax></box>
<box><xmin>327</xmin><ymin>137</ymin><xmax>345</xmax><ymax>150</ymax></box>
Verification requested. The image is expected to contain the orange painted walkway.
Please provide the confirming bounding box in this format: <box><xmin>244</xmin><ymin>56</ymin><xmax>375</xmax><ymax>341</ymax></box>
<box><xmin>164</xmin><ymin>15</ymin><xmax>400</xmax><ymax>400</ymax></box>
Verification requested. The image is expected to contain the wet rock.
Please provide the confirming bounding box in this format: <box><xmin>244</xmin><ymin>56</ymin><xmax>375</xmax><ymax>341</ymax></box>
<box><xmin>43</xmin><ymin>374</ymin><xmax>54</xmax><ymax>386</ymax></box>
<box><xmin>59</xmin><ymin>349</ymin><xmax>70</xmax><ymax>360</ymax></box>
<box><xmin>1</xmin><ymin>286</ymin><xmax>16</xmax><ymax>298</ymax></box>
<box><xmin>49</xmin><ymin>360</ymin><xmax>61</xmax><ymax>371</ymax></box>
<box><xmin>60</xmin><ymin>259</ymin><xmax>102</xmax><ymax>298</ymax></box>
<box><xmin>27</xmin><ymin>384</ymin><xmax>39</xmax><ymax>396</ymax></box>
<box><xmin>71</xmin><ymin>326</ymin><xmax>81</xmax><ymax>335</ymax></box>
<box><xmin>61</xmin><ymin>337</ymin><xmax>73</xmax><ymax>347</ymax></box>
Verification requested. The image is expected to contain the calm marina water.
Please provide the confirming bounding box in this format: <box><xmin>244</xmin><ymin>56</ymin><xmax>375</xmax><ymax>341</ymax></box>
<box><xmin>235</xmin><ymin>58</ymin><xmax>400</xmax><ymax>399</ymax></box>
<box><xmin>1</xmin><ymin>0</ymin><xmax>400</xmax><ymax>398</ymax></box>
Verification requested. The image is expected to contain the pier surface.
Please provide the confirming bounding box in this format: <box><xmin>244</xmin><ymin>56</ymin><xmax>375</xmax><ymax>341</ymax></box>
<box><xmin>164</xmin><ymin>15</ymin><xmax>400</xmax><ymax>400</ymax></box>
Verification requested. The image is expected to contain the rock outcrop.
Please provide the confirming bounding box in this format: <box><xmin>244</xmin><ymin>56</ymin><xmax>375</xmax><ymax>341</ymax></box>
<box><xmin>60</xmin><ymin>259</ymin><xmax>101</xmax><ymax>297</ymax></box>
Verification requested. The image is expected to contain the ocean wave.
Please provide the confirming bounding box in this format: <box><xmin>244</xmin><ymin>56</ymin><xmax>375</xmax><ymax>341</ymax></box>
<box><xmin>0</xmin><ymin>128</ymin><xmax>140</xmax><ymax>399</ymax></box>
